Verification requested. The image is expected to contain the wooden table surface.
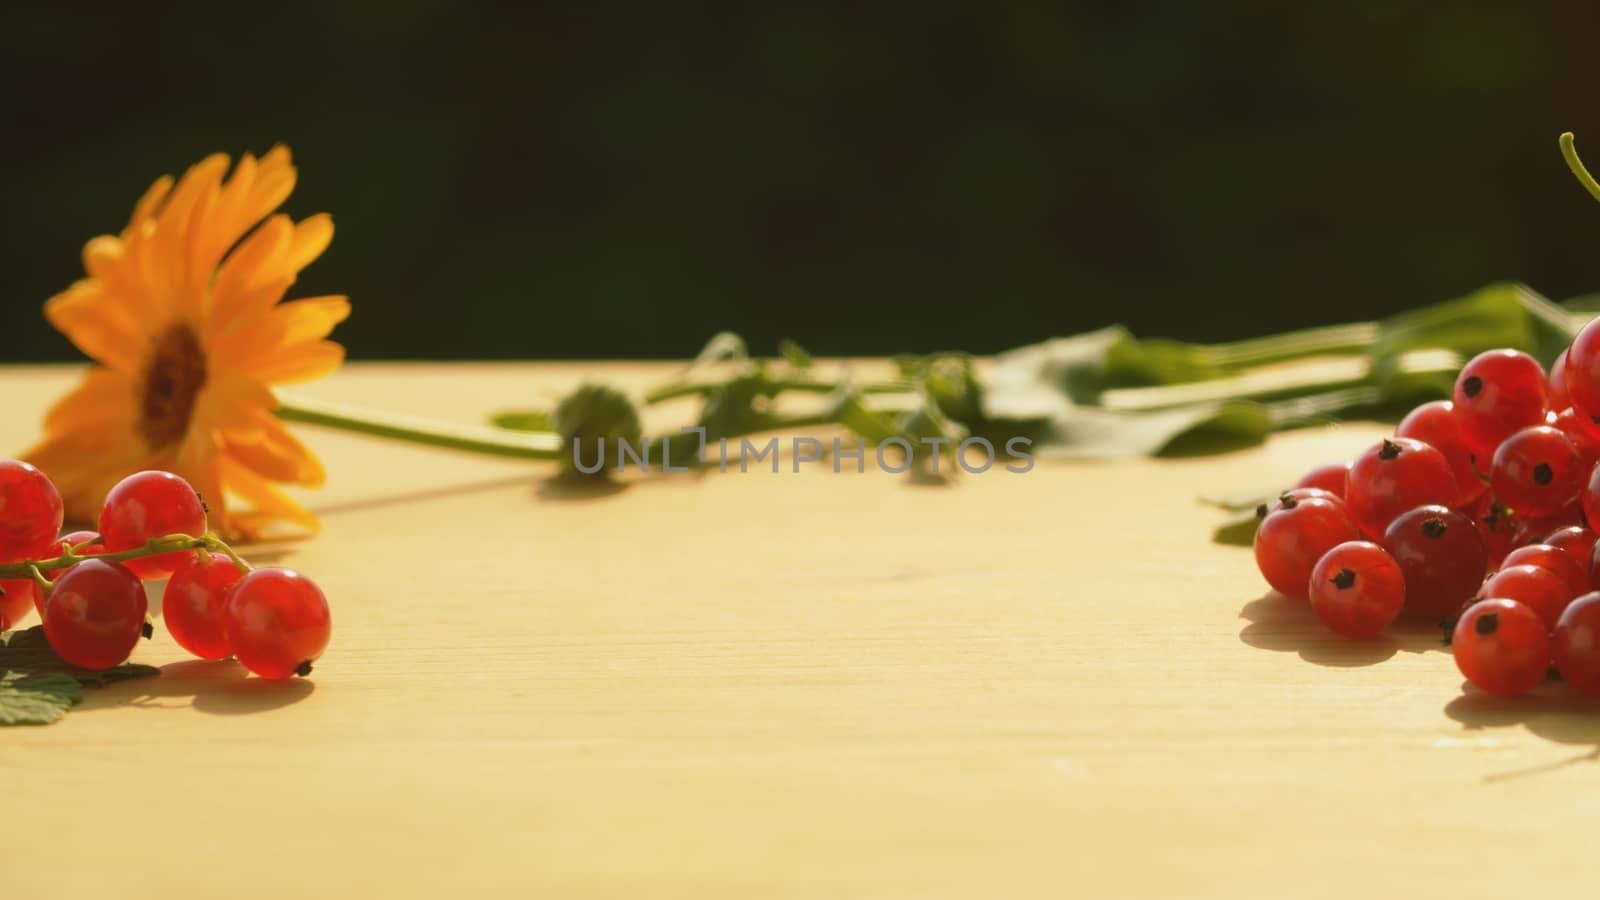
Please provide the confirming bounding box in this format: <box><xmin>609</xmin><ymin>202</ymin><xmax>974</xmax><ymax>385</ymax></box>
<box><xmin>3</xmin><ymin>362</ymin><xmax>1596</xmax><ymax>899</ymax></box>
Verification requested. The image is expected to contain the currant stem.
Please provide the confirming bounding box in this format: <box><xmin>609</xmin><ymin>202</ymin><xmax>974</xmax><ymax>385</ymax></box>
<box><xmin>1560</xmin><ymin>132</ymin><xmax>1600</xmax><ymax>204</ymax></box>
<box><xmin>210</xmin><ymin>539</ymin><xmax>253</xmax><ymax>576</ymax></box>
<box><xmin>26</xmin><ymin>564</ymin><xmax>54</xmax><ymax>596</ymax></box>
<box><xmin>0</xmin><ymin>533</ymin><xmax>246</xmax><ymax>582</ymax></box>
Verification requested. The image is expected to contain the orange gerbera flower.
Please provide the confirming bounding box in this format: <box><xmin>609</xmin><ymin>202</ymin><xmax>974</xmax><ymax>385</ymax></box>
<box><xmin>24</xmin><ymin>147</ymin><xmax>348</xmax><ymax>538</ymax></box>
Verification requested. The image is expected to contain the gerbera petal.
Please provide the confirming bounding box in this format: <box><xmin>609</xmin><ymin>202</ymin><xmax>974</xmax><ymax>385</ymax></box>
<box><xmin>191</xmin><ymin>371</ymin><xmax>279</xmax><ymax>440</ymax></box>
<box><xmin>41</xmin><ymin>368</ymin><xmax>138</xmax><ymax>434</ymax></box>
<box><xmin>190</xmin><ymin>150</ymin><xmax>298</xmax><ymax>298</ymax></box>
<box><xmin>43</xmin><ymin>281</ymin><xmax>151</xmax><ymax>372</ymax></box>
<box><xmin>81</xmin><ymin>235</ymin><xmax>124</xmax><ymax>280</ymax></box>
<box><xmin>201</xmin><ymin>153</ymin><xmax>259</xmax><ymax>259</ymax></box>
<box><xmin>218</xmin><ymin>453</ymin><xmax>320</xmax><ymax>533</ymax></box>
<box><xmin>224</xmin><ymin>409</ymin><xmax>326</xmax><ymax>487</ymax></box>
<box><xmin>207</xmin><ymin>215</ymin><xmax>332</xmax><ymax>332</ymax></box>
<box><xmin>128</xmin><ymin>174</ymin><xmax>175</xmax><ymax>228</ymax></box>
<box><xmin>234</xmin><ymin>340</ymin><xmax>346</xmax><ymax>386</ymax></box>
<box><xmin>271</xmin><ymin>296</ymin><xmax>350</xmax><ymax>344</ymax></box>
<box><xmin>84</xmin><ymin>235</ymin><xmax>169</xmax><ymax>323</ymax></box>
<box><xmin>215</xmin><ymin>295</ymin><xmax>351</xmax><ymax>354</ymax></box>
<box><xmin>208</xmin><ymin>215</ymin><xmax>292</xmax><ymax>324</ymax></box>
<box><xmin>239</xmin><ymin>148</ymin><xmax>296</xmax><ymax>231</ymax></box>
<box><xmin>172</xmin><ymin>431</ymin><xmax>228</xmax><ymax>529</ymax></box>
<box><xmin>282</xmin><ymin>214</ymin><xmax>333</xmax><ymax>273</ymax></box>
<box><xmin>205</xmin><ymin>279</ymin><xmax>294</xmax><ymax>347</ymax></box>
<box><xmin>159</xmin><ymin>154</ymin><xmax>230</xmax><ymax>233</ymax></box>
<box><xmin>23</xmin><ymin>431</ymin><xmax>157</xmax><ymax>526</ymax></box>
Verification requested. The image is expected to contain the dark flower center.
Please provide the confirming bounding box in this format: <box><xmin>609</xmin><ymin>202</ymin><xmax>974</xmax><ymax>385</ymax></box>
<box><xmin>138</xmin><ymin>324</ymin><xmax>207</xmax><ymax>449</ymax></box>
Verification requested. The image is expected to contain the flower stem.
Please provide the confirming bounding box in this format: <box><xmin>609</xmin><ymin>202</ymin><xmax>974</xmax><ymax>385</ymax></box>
<box><xmin>1204</xmin><ymin>322</ymin><xmax>1382</xmax><ymax>368</ymax></box>
<box><xmin>0</xmin><ymin>533</ymin><xmax>247</xmax><ymax>583</ymax></box>
<box><xmin>1561</xmin><ymin>132</ymin><xmax>1600</xmax><ymax>203</ymax></box>
<box><xmin>276</xmin><ymin>396</ymin><xmax>563</xmax><ymax>460</ymax></box>
<box><xmin>644</xmin><ymin>377</ymin><xmax>912</xmax><ymax>405</ymax></box>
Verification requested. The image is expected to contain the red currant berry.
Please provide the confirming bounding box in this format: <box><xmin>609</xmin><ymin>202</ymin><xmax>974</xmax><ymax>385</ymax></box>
<box><xmin>1453</xmin><ymin>349</ymin><xmax>1548</xmax><ymax>459</ymax></box>
<box><xmin>163</xmin><ymin>555</ymin><xmax>246</xmax><ymax>661</ymax></box>
<box><xmin>0</xmin><ymin>460</ymin><xmax>64</xmax><ymax>564</ymax></box>
<box><xmin>1478</xmin><ymin>564</ymin><xmax>1573</xmax><ymax>630</ymax></box>
<box><xmin>1346</xmin><ymin>438</ymin><xmax>1458</xmax><ymax>539</ymax></box>
<box><xmin>1544</xmin><ymin>525</ymin><xmax>1598</xmax><ymax>569</ymax></box>
<box><xmin>225</xmin><ymin>568</ymin><xmax>331</xmax><ymax>680</ymax></box>
<box><xmin>42</xmin><ymin>559</ymin><xmax>148</xmax><ymax>670</ymax></box>
<box><xmin>1489</xmin><ymin>426</ymin><xmax>1584</xmax><ymax>519</ymax></box>
<box><xmin>1264</xmin><ymin>488</ymin><xmax>1343</xmax><ymax>513</ymax></box>
<box><xmin>1564</xmin><ymin>316</ymin><xmax>1600</xmax><ymax>415</ymax></box>
<box><xmin>1293</xmin><ymin>462</ymin><xmax>1350</xmax><ymax>499</ymax></box>
<box><xmin>1589</xmin><ymin>540</ymin><xmax>1600</xmax><ymax>593</ymax></box>
<box><xmin>43</xmin><ymin>530</ymin><xmax>105</xmax><ymax>583</ymax></box>
<box><xmin>1553</xmin><ymin>592</ymin><xmax>1600</xmax><ymax>696</ymax></box>
<box><xmin>1552</xmin><ymin>406</ymin><xmax>1600</xmax><ymax>459</ymax></box>
<box><xmin>1511</xmin><ymin>506</ymin><xmax>1583</xmax><ymax>551</ymax></box>
<box><xmin>1452</xmin><ymin>598</ymin><xmax>1551</xmax><ymax>697</ymax></box>
<box><xmin>1581</xmin><ymin>466</ymin><xmax>1600</xmax><ymax>544</ymax></box>
<box><xmin>0</xmin><ymin>580</ymin><xmax>37</xmax><ymax>630</ymax></box>
<box><xmin>1501</xmin><ymin>544</ymin><xmax>1590</xmax><ymax>597</ymax></box>
<box><xmin>1308</xmin><ymin>541</ymin><xmax>1405</xmax><ymax>638</ymax></box>
<box><xmin>1396</xmin><ymin>401</ymin><xmax>1484</xmax><ymax>505</ymax></box>
<box><xmin>1382</xmin><ymin>505</ymin><xmax>1488</xmax><ymax>620</ymax></box>
<box><xmin>98</xmin><ymin>471</ymin><xmax>208</xmax><ymax>579</ymax></box>
<box><xmin>1468</xmin><ymin>494</ymin><xmax>1519</xmax><ymax>568</ymax></box>
<box><xmin>1550</xmin><ymin>348</ymin><xmax>1572</xmax><ymax>409</ymax></box>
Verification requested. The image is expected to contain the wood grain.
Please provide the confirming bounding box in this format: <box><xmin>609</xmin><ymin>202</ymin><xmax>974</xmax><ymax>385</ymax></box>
<box><xmin>1</xmin><ymin>362</ymin><xmax>1595</xmax><ymax>899</ymax></box>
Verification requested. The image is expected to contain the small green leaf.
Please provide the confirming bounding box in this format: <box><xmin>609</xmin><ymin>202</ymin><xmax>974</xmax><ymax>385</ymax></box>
<box><xmin>917</xmin><ymin>354</ymin><xmax>987</xmax><ymax>428</ymax></box>
<box><xmin>0</xmin><ymin>672</ymin><xmax>82</xmax><ymax>725</ymax></box>
<box><xmin>490</xmin><ymin>410</ymin><xmax>554</xmax><ymax>433</ymax></box>
<box><xmin>1212</xmin><ymin>509</ymin><xmax>1262</xmax><ymax>547</ymax></box>
<box><xmin>1102</xmin><ymin>334</ymin><xmax>1227</xmax><ymax>388</ymax></box>
<box><xmin>1563</xmin><ymin>293</ymin><xmax>1600</xmax><ymax>315</ymax></box>
<box><xmin>829</xmin><ymin>386</ymin><xmax>904</xmax><ymax>445</ymax></box>
<box><xmin>1199</xmin><ymin>487</ymin><xmax>1283</xmax><ymax>513</ymax></box>
<box><xmin>0</xmin><ymin>627</ymin><xmax>159</xmax><ymax>725</ymax></box>
<box><xmin>777</xmin><ymin>338</ymin><xmax>813</xmax><ymax>370</ymax></box>
<box><xmin>690</xmin><ymin>331</ymin><xmax>749</xmax><ymax>367</ymax></box>
<box><xmin>984</xmin><ymin>326</ymin><xmax>1127</xmax><ymax>408</ymax></box>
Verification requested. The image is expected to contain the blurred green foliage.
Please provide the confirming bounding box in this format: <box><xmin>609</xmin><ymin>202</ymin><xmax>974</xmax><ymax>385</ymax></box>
<box><xmin>3</xmin><ymin>3</ymin><xmax>1599</xmax><ymax>361</ymax></box>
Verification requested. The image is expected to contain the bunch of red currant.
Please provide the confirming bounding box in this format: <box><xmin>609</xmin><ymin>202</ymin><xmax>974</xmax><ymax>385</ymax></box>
<box><xmin>1254</xmin><ymin>326</ymin><xmax>1600</xmax><ymax>698</ymax></box>
<box><xmin>0</xmin><ymin>461</ymin><xmax>330</xmax><ymax>680</ymax></box>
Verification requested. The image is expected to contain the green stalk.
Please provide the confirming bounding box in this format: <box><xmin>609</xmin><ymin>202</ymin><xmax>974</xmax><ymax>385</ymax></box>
<box><xmin>276</xmin><ymin>396</ymin><xmax>563</xmax><ymax>460</ymax></box>
<box><xmin>1562</xmin><ymin>132</ymin><xmax>1600</xmax><ymax>203</ymax></box>
<box><xmin>1205</xmin><ymin>321</ymin><xmax>1382</xmax><ymax>368</ymax></box>
<box><xmin>644</xmin><ymin>377</ymin><xmax>913</xmax><ymax>405</ymax></box>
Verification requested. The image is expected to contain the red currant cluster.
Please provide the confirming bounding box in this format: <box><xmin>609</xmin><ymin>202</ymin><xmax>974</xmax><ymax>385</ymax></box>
<box><xmin>1254</xmin><ymin>335</ymin><xmax>1600</xmax><ymax>698</ymax></box>
<box><xmin>0</xmin><ymin>461</ymin><xmax>330</xmax><ymax>680</ymax></box>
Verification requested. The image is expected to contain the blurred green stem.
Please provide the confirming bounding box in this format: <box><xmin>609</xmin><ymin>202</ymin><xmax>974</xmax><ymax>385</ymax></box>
<box><xmin>1561</xmin><ymin>132</ymin><xmax>1600</xmax><ymax>203</ymax></box>
<box><xmin>645</xmin><ymin>377</ymin><xmax>912</xmax><ymax>405</ymax></box>
<box><xmin>277</xmin><ymin>396</ymin><xmax>564</xmax><ymax>460</ymax></box>
<box><xmin>1202</xmin><ymin>322</ymin><xmax>1380</xmax><ymax>368</ymax></box>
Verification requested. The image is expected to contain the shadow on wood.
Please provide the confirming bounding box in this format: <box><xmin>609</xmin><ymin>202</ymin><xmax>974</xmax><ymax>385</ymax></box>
<box><xmin>535</xmin><ymin>473</ymin><xmax>631</xmax><ymax>502</ymax></box>
<box><xmin>1442</xmin><ymin>685</ymin><xmax>1600</xmax><ymax>781</ymax></box>
<box><xmin>76</xmin><ymin>658</ymin><xmax>314</xmax><ymax>716</ymax></box>
<box><xmin>1237</xmin><ymin>592</ymin><xmax>1444</xmax><ymax>668</ymax></box>
<box><xmin>314</xmin><ymin>474</ymin><xmax>537</xmax><ymax>517</ymax></box>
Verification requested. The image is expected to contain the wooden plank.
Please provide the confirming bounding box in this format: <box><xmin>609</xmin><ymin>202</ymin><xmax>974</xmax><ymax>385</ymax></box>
<box><xmin>0</xmin><ymin>363</ymin><xmax>1593</xmax><ymax>899</ymax></box>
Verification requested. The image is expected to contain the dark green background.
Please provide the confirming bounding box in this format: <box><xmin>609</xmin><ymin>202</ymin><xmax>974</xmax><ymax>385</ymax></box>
<box><xmin>5</xmin><ymin>3</ymin><xmax>1599</xmax><ymax>361</ymax></box>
